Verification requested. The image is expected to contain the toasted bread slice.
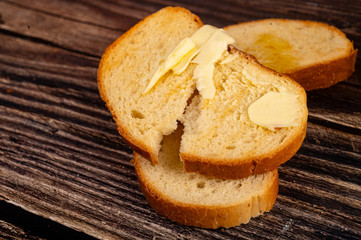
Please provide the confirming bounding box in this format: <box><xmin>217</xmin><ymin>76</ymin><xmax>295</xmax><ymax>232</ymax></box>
<box><xmin>98</xmin><ymin>7</ymin><xmax>308</xmax><ymax>179</ymax></box>
<box><xmin>180</xmin><ymin>47</ymin><xmax>307</xmax><ymax>179</ymax></box>
<box><xmin>134</xmin><ymin>126</ymin><xmax>278</xmax><ymax>229</ymax></box>
<box><xmin>98</xmin><ymin>7</ymin><xmax>203</xmax><ymax>164</ymax></box>
<box><xmin>224</xmin><ymin>19</ymin><xmax>357</xmax><ymax>90</ymax></box>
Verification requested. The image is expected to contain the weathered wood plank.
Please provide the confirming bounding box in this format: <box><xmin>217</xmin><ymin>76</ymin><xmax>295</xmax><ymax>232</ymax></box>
<box><xmin>307</xmin><ymin>83</ymin><xmax>361</xmax><ymax>132</ymax></box>
<box><xmin>7</xmin><ymin>0</ymin><xmax>147</xmax><ymax>30</ymax></box>
<box><xmin>0</xmin><ymin>219</ymin><xmax>44</xmax><ymax>240</ymax></box>
<box><xmin>0</xmin><ymin>32</ymin><xmax>99</xmax><ymax>94</ymax></box>
<box><xmin>1</xmin><ymin>0</ymin><xmax>361</xmax><ymax>239</ymax></box>
<box><xmin>1</xmin><ymin>102</ymin><xmax>360</xmax><ymax>239</ymax></box>
<box><xmin>0</xmin><ymin>1</ymin><xmax>119</xmax><ymax>57</ymax></box>
<box><xmin>3</xmin><ymin>0</ymin><xmax>361</xmax><ymax>57</ymax></box>
<box><xmin>0</xmin><ymin>200</ymin><xmax>97</xmax><ymax>240</ymax></box>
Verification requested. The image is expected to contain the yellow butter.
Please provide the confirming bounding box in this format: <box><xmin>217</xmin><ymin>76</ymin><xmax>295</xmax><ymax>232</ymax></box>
<box><xmin>248</xmin><ymin>91</ymin><xmax>300</xmax><ymax>131</ymax></box>
<box><xmin>144</xmin><ymin>25</ymin><xmax>235</xmax><ymax>98</ymax></box>
<box><xmin>172</xmin><ymin>25</ymin><xmax>218</xmax><ymax>75</ymax></box>
<box><xmin>190</xmin><ymin>25</ymin><xmax>218</xmax><ymax>47</ymax></box>
<box><xmin>143</xmin><ymin>37</ymin><xmax>196</xmax><ymax>93</ymax></box>
<box><xmin>245</xmin><ymin>33</ymin><xmax>297</xmax><ymax>73</ymax></box>
<box><xmin>172</xmin><ymin>48</ymin><xmax>200</xmax><ymax>74</ymax></box>
<box><xmin>193</xmin><ymin>29</ymin><xmax>235</xmax><ymax>99</ymax></box>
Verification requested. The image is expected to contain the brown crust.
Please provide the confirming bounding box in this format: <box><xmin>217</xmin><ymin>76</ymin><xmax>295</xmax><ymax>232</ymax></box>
<box><xmin>97</xmin><ymin>7</ymin><xmax>203</xmax><ymax>164</ymax></box>
<box><xmin>134</xmin><ymin>153</ymin><xmax>279</xmax><ymax>229</ymax></box>
<box><xmin>181</xmin><ymin>47</ymin><xmax>308</xmax><ymax>180</ymax></box>
<box><xmin>287</xmin><ymin>49</ymin><xmax>358</xmax><ymax>90</ymax></box>
<box><xmin>224</xmin><ymin>18</ymin><xmax>358</xmax><ymax>91</ymax></box>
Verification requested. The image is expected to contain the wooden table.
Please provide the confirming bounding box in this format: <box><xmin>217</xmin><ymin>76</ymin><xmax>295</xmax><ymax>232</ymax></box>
<box><xmin>1</xmin><ymin>0</ymin><xmax>360</xmax><ymax>239</ymax></box>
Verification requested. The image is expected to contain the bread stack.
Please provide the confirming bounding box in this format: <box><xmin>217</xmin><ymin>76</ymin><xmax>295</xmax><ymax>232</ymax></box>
<box><xmin>98</xmin><ymin>7</ymin><xmax>356</xmax><ymax>228</ymax></box>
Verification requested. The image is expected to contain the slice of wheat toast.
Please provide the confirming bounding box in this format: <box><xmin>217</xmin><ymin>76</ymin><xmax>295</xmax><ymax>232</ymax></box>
<box><xmin>180</xmin><ymin>46</ymin><xmax>307</xmax><ymax>179</ymax></box>
<box><xmin>224</xmin><ymin>19</ymin><xmax>357</xmax><ymax>90</ymax></box>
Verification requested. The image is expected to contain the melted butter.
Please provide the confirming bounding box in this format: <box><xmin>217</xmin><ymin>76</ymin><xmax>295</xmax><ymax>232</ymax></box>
<box><xmin>245</xmin><ymin>33</ymin><xmax>297</xmax><ymax>72</ymax></box>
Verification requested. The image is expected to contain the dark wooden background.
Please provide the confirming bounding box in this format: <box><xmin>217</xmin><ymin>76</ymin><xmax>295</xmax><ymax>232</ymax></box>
<box><xmin>1</xmin><ymin>0</ymin><xmax>360</xmax><ymax>239</ymax></box>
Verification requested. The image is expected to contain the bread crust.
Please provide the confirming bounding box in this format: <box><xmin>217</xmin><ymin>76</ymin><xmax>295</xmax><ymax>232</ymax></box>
<box><xmin>287</xmin><ymin>49</ymin><xmax>358</xmax><ymax>90</ymax></box>
<box><xmin>224</xmin><ymin>18</ymin><xmax>358</xmax><ymax>91</ymax></box>
<box><xmin>134</xmin><ymin>153</ymin><xmax>279</xmax><ymax>229</ymax></box>
<box><xmin>97</xmin><ymin>7</ymin><xmax>203</xmax><ymax>164</ymax></box>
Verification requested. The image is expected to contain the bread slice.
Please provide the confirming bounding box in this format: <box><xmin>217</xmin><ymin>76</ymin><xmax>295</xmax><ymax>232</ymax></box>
<box><xmin>224</xmin><ymin>19</ymin><xmax>358</xmax><ymax>90</ymax></box>
<box><xmin>98</xmin><ymin>7</ymin><xmax>308</xmax><ymax>179</ymax></box>
<box><xmin>98</xmin><ymin>7</ymin><xmax>203</xmax><ymax>164</ymax></box>
<box><xmin>134</xmin><ymin>126</ymin><xmax>278</xmax><ymax>229</ymax></box>
<box><xmin>180</xmin><ymin>46</ymin><xmax>307</xmax><ymax>179</ymax></box>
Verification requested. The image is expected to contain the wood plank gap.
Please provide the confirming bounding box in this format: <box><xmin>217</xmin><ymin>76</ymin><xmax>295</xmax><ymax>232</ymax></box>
<box><xmin>307</xmin><ymin>115</ymin><xmax>361</xmax><ymax>136</ymax></box>
<box><xmin>0</xmin><ymin>28</ymin><xmax>100</xmax><ymax>59</ymax></box>
<box><xmin>297</xmin><ymin>144</ymin><xmax>361</xmax><ymax>170</ymax></box>
<box><xmin>0</xmin><ymin>201</ymin><xmax>98</xmax><ymax>240</ymax></box>
<box><xmin>1</xmin><ymin>181</ymin><xmax>171</xmax><ymax>240</ymax></box>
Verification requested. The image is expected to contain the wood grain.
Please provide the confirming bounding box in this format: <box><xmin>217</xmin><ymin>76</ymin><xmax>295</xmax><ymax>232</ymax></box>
<box><xmin>1</xmin><ymin>0</ymin><xmax>361</xmax><ymax>239</ymax></box>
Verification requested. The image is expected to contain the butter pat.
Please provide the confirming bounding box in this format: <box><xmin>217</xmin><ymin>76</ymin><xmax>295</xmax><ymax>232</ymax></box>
<box><xmin>172</xmin><ymin>48</ymin><xmax>200</xmax><ymax>75</ymax></box>
<box><xmin>193</xmin><ymin>29</ymin><xmax>235</xmax><ymax>99</ymax></box>
<box><xmin>190</xmin><ymin>25</ymin><xmax>218</xmax><ymax>46</ymax></box>
<box><xmin>143</xmin><ymin>37</ymin><xmax>196</xmax><ymax>93</ymax></box>
<box><xmin>248</xmin><ymin>92</ymin><xmax>300</xmax><ymax>131</ymax></box>
<box><xmin>173</xmin><ymin>25</ymin><xmax>218</xmax><ymax>74</ymax></box>
<box><xmin>144</xmin><ymin>25</ymin><xmax>235</xmax><ymax>98</ymax></box>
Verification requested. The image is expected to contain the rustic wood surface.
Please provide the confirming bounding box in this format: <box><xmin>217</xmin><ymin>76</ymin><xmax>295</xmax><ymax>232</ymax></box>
<box><xmin>1</xmin><ymin>0</ymin><xmax>360</xmax><ymax>239</ymax></box>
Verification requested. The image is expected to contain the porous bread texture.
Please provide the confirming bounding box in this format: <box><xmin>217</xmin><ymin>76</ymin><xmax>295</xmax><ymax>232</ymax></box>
<box><xmin>224</xmin><ymin>19</ymin><xmax>357</xmax><ymax>90</ymax></box>
<box><xmin>180</xmin><ymin>47</ymin><xmax>308</xmax><ymax>179</ymax></box>
<box><xmin>98</xmin><ymin>7</ymin><xmax>203</xmax><ymax>164</ymax></box>
<box><xmin>134</xmin><ymin>126</ymin><xmax>278</xmax><ymax>229</ymax></box>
